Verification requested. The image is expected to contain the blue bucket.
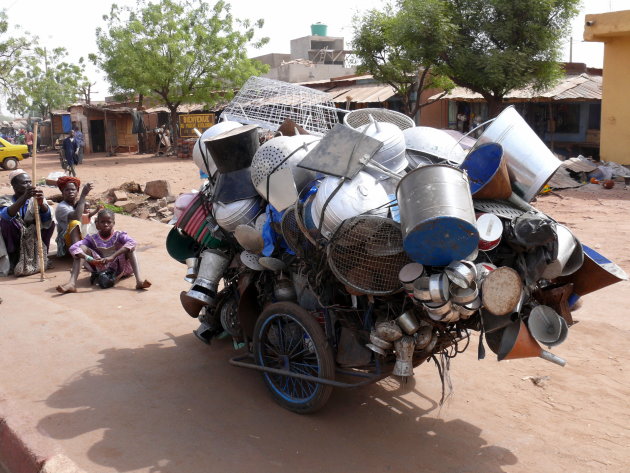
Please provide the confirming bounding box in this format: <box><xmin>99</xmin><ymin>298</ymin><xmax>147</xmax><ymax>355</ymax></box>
<box><xmin>460</xmin><ymin>143</ymin><xmax>505</xmax><ymax>196</ymax></box>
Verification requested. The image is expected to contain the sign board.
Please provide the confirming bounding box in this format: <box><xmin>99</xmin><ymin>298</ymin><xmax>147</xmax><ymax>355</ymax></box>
<box><xmin>178</xmin><ymin>113</ymin><xmax>215</xmax><ymax>138</ymax></box>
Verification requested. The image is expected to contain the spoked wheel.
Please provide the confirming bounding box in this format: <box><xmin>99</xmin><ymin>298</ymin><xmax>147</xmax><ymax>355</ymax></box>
<box><xmin>253</xmin><ymin>302</ymin><xmax>335</xmax><ymax>414</ymax></box>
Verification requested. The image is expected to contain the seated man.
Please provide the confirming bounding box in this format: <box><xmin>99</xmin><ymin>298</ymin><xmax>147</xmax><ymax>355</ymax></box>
<box><xmin>54</xmin><ymin>176</ymin><xmax>98</xmax><ymax>258</ymax></box>
<box><xmin>56</xmin><ymin>208</ymin><xmax>151</xmax><ymax>293</ymax></box>
<box><xmin>0</xmin><ymin>169</ymin><xmax>55</xmax><ymax>276</ymax></box>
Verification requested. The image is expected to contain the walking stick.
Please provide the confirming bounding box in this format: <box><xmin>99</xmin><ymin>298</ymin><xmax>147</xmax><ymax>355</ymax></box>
<box><xmin>31</xmin><ymin>122</ymin><xmax>46</xmax><ymax>281</ymax></box>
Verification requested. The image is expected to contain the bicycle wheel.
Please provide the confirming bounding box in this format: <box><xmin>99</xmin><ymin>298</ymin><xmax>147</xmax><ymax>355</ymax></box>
<box><xmin>253</xmin><ymin>302</ymin><xmax>335</xmax><ymax>414</ymax></box>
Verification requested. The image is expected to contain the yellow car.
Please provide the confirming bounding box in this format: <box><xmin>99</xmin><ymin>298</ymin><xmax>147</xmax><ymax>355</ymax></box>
<box><xmin>0</xmin><ymin>137</ymin><xmax>30</xmax><ymax>170</ymax></box>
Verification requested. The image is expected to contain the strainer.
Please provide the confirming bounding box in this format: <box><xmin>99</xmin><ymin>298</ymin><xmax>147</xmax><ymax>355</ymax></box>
<box><xmin>250</xmin><ymin>135</ymin><xmax>320</xmax><ymax>205</ymax></box>
<box><xmin>327</xmin><ymin>215</ymin><xmax>411</xmax><ymax>295</ymax></box>
<box><xmin>344</xmin><ymin>108</ymin><xmax>415</xmax><ymax>131</ymax></box>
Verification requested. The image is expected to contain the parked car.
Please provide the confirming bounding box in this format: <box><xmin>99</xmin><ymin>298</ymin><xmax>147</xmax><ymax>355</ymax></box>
<box><xmin>0</xmin><ymin>137</ymin><xmax>30</xmax><ymax>170</ymax></box>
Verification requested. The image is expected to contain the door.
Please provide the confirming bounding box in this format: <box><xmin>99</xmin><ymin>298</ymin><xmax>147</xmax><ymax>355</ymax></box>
<box><xmin>90</xmin><ymin>120</ymin><xmax>105</xmax><ymax>153</ymax></box>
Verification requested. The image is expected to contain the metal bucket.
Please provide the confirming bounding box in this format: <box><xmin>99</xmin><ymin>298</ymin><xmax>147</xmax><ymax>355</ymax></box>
<box><xmin>459</xmin><ymin>143</ymin><xmax>512</xmax><ymax>199</ymax></box>
<box><xmin>396</xmin><ymin>164</ymin><xmax>479</xmax><ymax>266</ymax></box>
<box><xmin>475</xmin><ymin>106</ymin><xmax>560</xmax><ymax>202</ymax></box>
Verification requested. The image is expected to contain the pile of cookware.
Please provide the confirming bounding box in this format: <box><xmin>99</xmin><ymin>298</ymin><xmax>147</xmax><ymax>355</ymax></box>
<box><xmin>168</xmin><ymin>95</ymin><xmax>627</xmax><ymax>414</ymax></box>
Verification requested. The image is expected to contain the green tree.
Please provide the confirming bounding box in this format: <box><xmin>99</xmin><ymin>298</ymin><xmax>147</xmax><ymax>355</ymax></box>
<box><xmin>352</xmin><ymin>1</ymin><xmax>455</xmax><ymax>119</ymax></box>
<box><xmin>91</xmin><ymin>0</ymin><xmax>269</xmax><ymax>137</ymax></box>
<box><xmin>439</xmin><ymin>0</ymin><xmax>580</xmax><ymax>116</ymax></box>
<box><xmin>353</xmin><ymin>0</ymin><xmax>580</xmax><ymax>118</ymax></box>
<box><xmin>7</xmin><ymin>46</ymin><xmax>87</xmax><ymax>118</ymax></box>
<box><xmin>0</xmin><ymin>10</ymin><xmax>31</xmax><ymax>99</ymax></box>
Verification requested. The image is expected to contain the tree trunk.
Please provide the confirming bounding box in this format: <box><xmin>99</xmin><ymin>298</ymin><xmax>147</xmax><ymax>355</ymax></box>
<box><xmin>137</xmin><ymin>94</ymin><xmax>147</xmax><ymax>154</ymax></box>
<box><xmin>484</xmin><ymin>95</ymin><xmax>505</xmax><ymax>118</ymax></box>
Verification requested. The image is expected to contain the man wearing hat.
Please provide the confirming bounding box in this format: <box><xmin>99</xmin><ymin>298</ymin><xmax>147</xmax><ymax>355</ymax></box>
<box><xmin>0</xmin><ymin>169</ymin><xmax>54</xmax><ymax>276</ymax></box>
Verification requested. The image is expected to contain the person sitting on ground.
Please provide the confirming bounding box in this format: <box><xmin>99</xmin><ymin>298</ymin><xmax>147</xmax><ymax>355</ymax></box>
<box><xmin>54</xmin><ymin>176</ymin><xmax>99</xmax><ymax>257</ymax></box>
<box><xmin>56</xmin><ymin>208</ymin><xmax>151</xmax><ymax>293</ymax></box>
<box><xmin>0</xmin><ymin>169</ymin><xmax>55</xmax><ymax>276</ymax></box>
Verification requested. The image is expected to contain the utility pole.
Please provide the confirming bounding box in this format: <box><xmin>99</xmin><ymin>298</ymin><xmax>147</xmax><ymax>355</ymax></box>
<box><xmin>569</xmin><ymin>36</ymin><xmax>573</xmax><ymax>63</ymax></box>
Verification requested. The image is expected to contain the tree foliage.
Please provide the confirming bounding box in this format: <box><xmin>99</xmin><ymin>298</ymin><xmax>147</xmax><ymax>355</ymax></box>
<box><xmin>353</xmin><ymin>0</ymin><xmax>580</xmax><ymax>117</ymax></box>
<box><xmin>7</xmin><ymin>47</ymin><xmax>87</xmax><ymax>118</ymax></box>
<box><xmin>352</xmin><ymin>1</ymin><xmax>455</xmax><ymax>118</ymax></box>
<box><xmin>0</xmin><ymin>10</ymin><xmax>31</xmax><ymax>98</ymax></box>
<box><xmin>91</xmin><ymin>0</ymin><xmax>269</xmax><ymax>134</ymax></box>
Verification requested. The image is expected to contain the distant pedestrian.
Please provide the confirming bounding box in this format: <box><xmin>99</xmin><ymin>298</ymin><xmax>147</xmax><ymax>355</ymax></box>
<box><xmin>62</xmin><ymin>130</ymin><xmax>78</xmax><ymax>176</ymax></box>
<box><xmin>73</xmin><ymin>126</ymin><xmax>85</xmax><ymax>164</ymax></box>
<box><xmin>25</xmin><ymin>130</ymin><xmax>34</xmax><ymax>154</ymax></box>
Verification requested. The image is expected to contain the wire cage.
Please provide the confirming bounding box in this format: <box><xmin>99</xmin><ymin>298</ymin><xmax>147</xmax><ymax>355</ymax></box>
<box><xmin>221</xmin><ymin>76</ymin><xmax>339</xmax><ymax>136</ymax></box>
<box><xmin>327</xmin><ymin>215</ymin><xmax>411</xmax><ymax>295</ymax></box>
<box><xmin>281</xmin><ymin>202</ymin><xmax>318</xmax><ymax>259</ymax></box>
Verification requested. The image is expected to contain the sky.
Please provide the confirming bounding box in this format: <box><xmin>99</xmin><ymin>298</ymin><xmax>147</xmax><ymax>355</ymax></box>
<box><xmin>1</xmin><ymin>0</ymin><xmax>629</xmax><ymax>113</ymax></box>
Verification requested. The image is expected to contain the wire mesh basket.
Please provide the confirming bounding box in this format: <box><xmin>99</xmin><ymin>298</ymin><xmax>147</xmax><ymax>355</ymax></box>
<box><xmin>343</xmin><ymin>108</ymin><xmax>415</xmax><ymax>131</ymax></box>
<box><xmin>327</xmin><ymin>215</ymin><xmax>411</xmax><ymax>295</ymax></box>
<box><xmin>221</xmin><ymin>76</ymin><xmax>339</xmax><ymax>136</ymax></box>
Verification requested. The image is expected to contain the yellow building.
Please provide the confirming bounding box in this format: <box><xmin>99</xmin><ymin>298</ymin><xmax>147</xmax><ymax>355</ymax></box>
<box><xmin>584</xmin><ymin>10</ymin><xmax>630</xmax><ymax>164</ymax></box>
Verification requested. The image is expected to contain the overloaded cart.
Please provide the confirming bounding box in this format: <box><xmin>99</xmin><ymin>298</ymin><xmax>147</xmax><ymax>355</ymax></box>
<box><xmin>166</xmin><ymin>77</ymin><xmax>627</xmax><ymax>414</ymax></box>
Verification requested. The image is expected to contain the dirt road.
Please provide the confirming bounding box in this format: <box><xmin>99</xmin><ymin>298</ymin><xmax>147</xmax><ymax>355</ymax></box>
<box><xmin>0</xmin><ymin>153</ymin><xmax>628</xmax><ymax>473</ymax></box>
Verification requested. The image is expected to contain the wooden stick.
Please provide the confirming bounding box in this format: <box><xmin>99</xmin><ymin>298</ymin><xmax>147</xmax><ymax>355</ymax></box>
<box><xmin>31</xmin><ymin>122</ymin><xmax>45</xmax><ymax>281</ymax></box>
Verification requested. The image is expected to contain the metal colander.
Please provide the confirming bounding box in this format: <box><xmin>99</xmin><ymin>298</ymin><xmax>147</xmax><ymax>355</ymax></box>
<box><xmin>327</xmin><ymin>215</ymin><xmax>411</xmax><ymax>295</ymax></box>
<box><xmin>344</xmin><ymin>108</ymin><xmax>415</xmax><ymax>131</ymax></box>
<box><xmin>280</xmin><ymin>203</ymin><xmax>317</xmax><ymax>259</ymax></box>
<box><xmin>250</xmin><ymin>135</ymin><xmax>319</xmax><ymax>197</ymax></box>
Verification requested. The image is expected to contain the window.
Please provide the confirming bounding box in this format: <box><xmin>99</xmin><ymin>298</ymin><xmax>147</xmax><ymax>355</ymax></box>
<box><xmin>554</xmin><ymin>104</ymin><xmax>580</xmax><ymax>134</ymax></box>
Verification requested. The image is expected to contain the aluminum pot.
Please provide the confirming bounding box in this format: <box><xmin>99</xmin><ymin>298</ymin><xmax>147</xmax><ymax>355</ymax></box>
<box><xmin>412</xmin><ymin>276</ymin><xmax>432</xmax><ymax>301</ymax></box>
<box><xmin>396</xmin><ymin>164</ymin><xmax>479</xmax><ymax>266</ymax></box>
<box><xmin>542</xmin><ymin>224</ymin><xmax>584</xmax><ymax>279</ymax></box>
<box><xmin>344</xmin><ymin>108</ymin><xmax>415</xmax><ymax>131</ymax></box>
<box><xmin>444</xmin><ymin>260</ymin><xmax>476</xmax><ymax>288</ymax></box>
<box><xmin>311</xmin><ymin>171</ymin><xmax>389</xmax><ymax>239</ymax></box>
<box><xmin>474</xmin><ymin>106</ymin><xmax>561</xmax><ymax>202</ymax></box>
<box><xmin>424</xmin><ymin>300</ymin><xmax>452</xmax><ymax>320</ymax></box>
<box><xmin>213</xmin><ymin>197</ymin><xmax>262</xmax><ymax>233</ymax></box>
<box><xmin>399</xmin><ymin>262</ymin><xmax>424</xmax><ymax>292</ymax></box>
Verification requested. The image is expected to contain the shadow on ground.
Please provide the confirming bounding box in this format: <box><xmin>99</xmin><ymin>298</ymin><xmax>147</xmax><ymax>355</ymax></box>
<box><xmin>38</xmin><ymin>333</ymin><xmax>517</xmax><ymax>473</ymax></box>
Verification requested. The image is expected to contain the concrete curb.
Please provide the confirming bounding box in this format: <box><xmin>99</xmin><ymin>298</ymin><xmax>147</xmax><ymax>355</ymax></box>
<box><xmin>0</xmin><ymin>399</ymin><xmax>85</xmax><ymax>473</ymax></box>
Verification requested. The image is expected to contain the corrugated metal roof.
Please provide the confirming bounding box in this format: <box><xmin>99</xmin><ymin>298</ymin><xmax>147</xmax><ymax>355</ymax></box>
<box><xmin>325</xmin><ymin>84</ymin><xmax>396</xmax><ymax>104</ymax></box>
<box><xmin>430</xmin><ymin>73</ymin><xmax>601</xmax><ymax>102</ymax></box>
<box><xmin>144</xmin><ymin>103</ymin><xmax>212</xmax><ymax>113</ymax></box>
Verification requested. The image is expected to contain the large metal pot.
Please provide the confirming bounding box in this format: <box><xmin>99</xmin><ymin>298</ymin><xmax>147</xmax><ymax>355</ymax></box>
<box><xmin>474</xmin><ymin>106</ymin><xmax>561</xmax><ymax>202</ymax></box>
<box><xmin>213</xmin><ymin>197</ymin><xmax>262</xmax><ymax>233</ymax></box>
<box><xmin>310</xmin><ymin>171</ymin><xmax>389</xmax><ymax>239</ymax></box>
<box><xmin>396</xmin><ymin>164</ymin><xmax>479</xmax><ymax>266</ymax></box>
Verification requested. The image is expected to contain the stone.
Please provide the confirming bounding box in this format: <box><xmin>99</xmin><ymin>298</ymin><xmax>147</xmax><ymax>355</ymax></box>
<box><xmin>121</xmin><ymin>201</ymin><xmax>139</xmax><ymax>213</ymax></box>
<box><xmin>161</xmin><ymin>216</ymin><xmax>172</xmax><ymax>224</ymax></box>
<box><xmin>144</xmin><ymin>180</ymin><xmax>172</xmax><ymax>199</ymax></box>
<box><xmin>113</xmin><ymin>200</ymin><xmax>128</xmax><ymax>208</ymax></box>
<box><xmin>113</xmin><ymin>190</ymin><xmax>128</xmax><ymax>201</ymax></box>
<box><xmin>166</xmin><ymin>195</ymin><xmax>176</xmax><ymax>203</ymax></box>
<box><xmin>157</xmin><ymin>197</ymin><xmax>168</xmax><ymax>207</ymax></box>
<box><xmin>157</xmin><ymin>207</ymin><xmax>169</xmax><ymax>214</ymax></box>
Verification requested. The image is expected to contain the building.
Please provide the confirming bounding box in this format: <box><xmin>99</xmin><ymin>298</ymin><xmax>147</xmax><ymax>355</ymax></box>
<box><xmin>427</xmin><ymin>64</ymin><xmax>602</xmax><ymax>159</ymax></box>
<box><xmin>584</xmin><ymin>9</ymin><xmax>630</xmax><ymax>164</ymax></box>
<box><xmin>253</xmin><ymin>24</ymin><xmax>356</xmax><ymax>83</ymax></box>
